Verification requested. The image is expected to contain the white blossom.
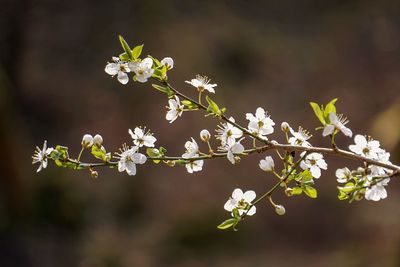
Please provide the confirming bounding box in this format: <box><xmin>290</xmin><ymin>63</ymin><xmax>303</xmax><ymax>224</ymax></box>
<box><xmin>115</xmin><ymin>145</ymin><xmax>147</xmax><ymax>176</ymax></box>
<box><xmin>335</xmin><ymin>167</ymin><xmax>352</xmax><ymax>183</ymax></box>
<box><xmin>166</xmin><ymin>96</ymin><xmax>184</xmax><ymax>123</ymax></box>
<box><xmin>245</xmin><ymin>107</ymin><xmax>275</xmax><ymax>139</ymax></box>
<box><xmin>365</xmin><ymin>178</ymin><xmax>390</xmax><ymax>201</ymax></box>
<box><xmin>224</xmin><ymin>188</ymin><xmax>256</xmax><ymax>216</ymax></box>
<box><xmin>185</xmin><ymin>75</ymin><xmax>217</xmax><ymax>93</ymax></box>
<box><xmin>349</xmin><ymin>135</ymin><xmax>382</xmax><ymax>159</ymax></box>
<box><xmin>215</xmin><ymin>117</ymin><xmax>243</xmax><ymax>146</ymax></box>
<box><xmin>182</xmin><ymin>138</ymin><xmax>200</xmax><ymax>159</ymax></box>
<box><xmin>130</xmin><ymin>57</ymin><xmax>154</xmax><ymax>83</ymax></box>
<box><xmin>32</xmin><ymin>140</ymin><xmax>54</xmax><ymax>173</ymax></box>
<box><xmin>220</xmin><ymin>139</ymin><xmax>245</xmax><ymax>164</ymax></box>
<box><xmin>105</xmin><ymin>57</ymin><xmax>131</xmax><ymax>84</ymax></box>
<box><xmin>288</xmin><ymin>126</ymin><xmax>312</xmax><ymax>147</ymax></box>
<box><xmin>185</xmin><ymin>160</ymin><xmax>204</xmax><ymax>173</ymax></box>
<box><xmin>161</xmin><ymin>57</ymin><xmax>174</xmax><ymax>70</ymax></box>
<box><xmin>128</xmin><ymin>127</ymin><xmax>157</xmax><ymax>148</ymax></box>
<box><xmin>300</xmin><ymin>152</ymin><xmax>327</xmax><ymax>179</ymax></box>
<box><xmin>323</xmin><ymin>112</ymin><xmax>352</xmax><ymax>137</ymax></box>
<box><xmin>259</xmin><ymin>156</ymin><xmax>275</xmax><ymax>172</ymax></box>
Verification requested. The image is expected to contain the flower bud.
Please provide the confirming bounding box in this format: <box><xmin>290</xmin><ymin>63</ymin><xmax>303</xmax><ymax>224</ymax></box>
<box><xmin>285</xmin><ymin>187</ymin><xmax>293</xmax><ymax>197</ymax></box>
<box><xmin>281</xmin><ymin>122</ymin><xmax>290</xmax><ymax>133</ymax></box>
<box><xmin>161</xmin><ymin>57</ymin><xmax>174</xmax><ymax>70</ymax></box>
<box><xmin>93</xmin><ymin>134</ymin><xmax>103</xmax><ymax>147</ymax></box>
<box><xmin>259</xmin><ymin>156</ymin><xmax>274</xmax><ymax>172</ymax></box>
<box><xmin>81</xmin><ymin>134</ymin><xmax>93</xmax><ymax>148</ymax></box>
<box><xmin>90</xmin><ymin>170</ymin><xmax>98</xmax><ymax>179</ymax></box>
<box><xmin>275</xmin><ymin>205</ymin><xmax>286</xmax><ymax>216</ymax></box>
<box><xmin>200</xmin><ymin>129</ymin><xmax>211</xmax><ymax>142</ymax></box>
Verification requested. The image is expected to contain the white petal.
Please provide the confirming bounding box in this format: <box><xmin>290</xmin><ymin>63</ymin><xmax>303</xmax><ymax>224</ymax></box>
<box><xmin>143</xmin><ymin>135</ymin><xmax>157</xmax><ymax>147</ymax></box>
<box><xmin>125</xmin><ymin>161</ymin><xmax>137</xmax><ymax>176</ymax></box>
<box><xmin>246</xmin><ymin>206</ymin><xmax>256</xmax><ymax>216</ymax></box>
<box><xmin>105</xmin><ymin>63</ymin><xmax>119</xmax><ymax>75</ymax></box>
<box><xmin>341</xmin><ymin>127</ymin><xmax>353</xmax><ymax>137</ymax></box>
<box><xmin>322</xmin><ymin>125</ymin><xmax>334</xmax><ymax>137</ymax></box>
<box><xmin>243</xmin><ymin>190</ymin><xmax>256</xmax><ymax>203</ymax></box>
<box><xmin>117</xmin><ymin>71</ymin><xmax>129</xmax><ymax>84</ymax></box>
<box><xmin>232</xmin><ymin>188</ymin><xmax>244</xmax><ymax>200</ymax></box>
<box><xmin>141</xmin><ymin>57</ymin><xmax>153</xmax><ymax>68</ymax></box>
<box><xmin>133</xmin><ymin>153</ymin><xmax>147</xmax><ymax>164</ymax></box>
<box><xmin>224</xmin><ymin>199</ymin><xmax>236</xmax><ymax>211</ymax></box>
<box><xmin>310</xmin><ymin>166</ymin><xmax>321</xmax><ymax>178</ymax></box>
<box><xmin>329</xmin><ymin>112</ymin><xmax>338</xmax><ymax>124</ymax></box>
<box><xmin>354</xmin><ymin>135</ymin><xmax>367</xmax><ymax>146</ymax></box>
<box><xmin>118</xmin><ymin>161</ymin><xmax>125</xmax><ymax>172</ymax></box>
<box><xmin>227</xmin><ymin>151</ymin><xmax>235</xmax><ymax>164</ymax></box>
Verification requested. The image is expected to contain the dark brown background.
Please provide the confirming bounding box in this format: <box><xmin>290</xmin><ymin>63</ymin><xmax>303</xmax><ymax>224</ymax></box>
<box><xmin>1</xmin><ymin>0</ymin><xmax>400</xmax><ymax>266</ymax></box>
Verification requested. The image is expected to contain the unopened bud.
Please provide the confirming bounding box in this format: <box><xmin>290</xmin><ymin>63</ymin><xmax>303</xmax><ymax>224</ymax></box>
<box><xmin>259</xmin><ymin>156</ymin><xmax>274</xmax><ymax>172</ymax></box>
<box><xmin>90</xmin><ymin>170</ymin><xmax>98</xmax><ymax>179</ymax></box>
<box><xmin>275</xmin><ymin>205</ymin><xmax>286</xmax><ymax>216</ymax></box>
<box><xmin>93</xmin><ymin>134</ymin><xmax>103</xmax><ymax>147</ymax></box>
<box><xmin>281</xmin><ymin>122</ymin><xmax>290</xmax><ymax>133</ymax></box>
<box><xmin>161</xmin><ymin>57</ymin><xmax>174</xmax><ymax>70</ymax></box>
<box><xmin>200</xmin><ymin>129</ymin><xmax>211</xmax><ymax>142</ymax></box>
<box><xmin>81</xmin><ymin>134</ymin><xmax>93</xmax><ymax>148</ymax></box>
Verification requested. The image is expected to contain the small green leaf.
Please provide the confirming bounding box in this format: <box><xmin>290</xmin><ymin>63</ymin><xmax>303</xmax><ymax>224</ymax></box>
<box><xmin>217</xmin><ymin>218</ymin><xmax>239</xmax><ymax>230</ymax></box>
<box><xmin>152</xmin><ymin>84</ymin><xmax>172</xmax><ymax>95</ymax></box>
<box><xmin>181</xmin><ymin>100</ymin><xmax>198</xmax><ymax>110</ymax></box>
<box><xmin>303</xmin><ymin>186</ymin><xmax>317</xmax><ymax>198</ymax></box>
<box><xmin>91</xmin><ymin>146</ymin><xmax>111</xmax><ymax>162</ymax></box>
<box><xmin>310</xmin><ymin>102</ymin><xmax>326</xmax><ymax>125</ymax></box>
<box><xmin>118</xmin><ymin>35</ymin><xmax>133</xmax><ymax>60</ymax></box>
<box><xmin>292</xmin><ymin>187</ymin><xmax>303</xmax><ymax>195</ymax></box>
<box><xmin>152</xmin><ymin>65</ymin><xmax>167</xmax><ymax>80</ymax></box>
<box><xmin>132</xmin><ymin>44</ymin><xmax>143</xmax><ymax>60</ymax></box>
<box><xmin>323</xmin><ymin>98</ymin><xmax>338</xmax><ymax>122</ymax></box>
<box><xmin>205</xmin><ymin>95</ymin><xmax>221</xmax><ymax>116</ymax></box>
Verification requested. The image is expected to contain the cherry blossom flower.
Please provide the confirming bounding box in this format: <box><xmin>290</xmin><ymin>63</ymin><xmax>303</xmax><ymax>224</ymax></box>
<box><xmin>215</xmin><ymin>117</ymin><xmax>243</xmax><ymax>146</ymax></box>
<box><xmin>300</xmin><ymin>152</ymin><xmax>327</xmax><ymax>179</ymax></box>
<box><xmin>323</xmin><ymin>112</ymin><xmax>352</xmax><ymax>137</ymax></box>
<box><xmin>365</xmin><ymin>178</ymin><xmax>390</xmax><ymax>201</ymax></box>
<box><xmin>105</xmin><ymin>57</ymin><xmax>131</xmax><ymax>84</ymax></box>
<box><xmin>130</xmin><ymin>57</ymin><xmax>154</xmax><ymax>83</ymax></box>
<box><xmin>335</xmin><ymin>167</ymin><xmax>352</xmax><ymax>183</ymax></box>
<box><xmin>349</xmin><ymin>135</ymin><xmax>382</xmax><ymax>159</ymax></box>
<box><xmin>161</xmin><ymin>57</ymin><xmax>174</xmax><ymax>70</ymax></box>
<box><xmin>185</xmin><ymin>75</ymin><xmax>217</xmax><ymax>93</ymax></box>
<box><xmin>246</xmin><ymin>107</ymin><xmax>275</xmax><ymax>139</ymax></box>
<box><xmin>182</xmin><ymin>138</ymin><xmax>200</xmax><ymax>159</ymax></box>
<box><xmin>259</xmin><ymin>156</ymin><xmax>275</xmax><ymax>172</ymax></box>
<box><xmin>224</xmin><ymin>188</ymin><xmax>256</xmax><ymax>216</ymax></box>
<box><xmin>128</xmin><ymin>127</ymin><xmax>157</xmax><ymax>148</ymax></box>
<box><xmin>115</xmin><ymin>145</ymin><xmax>147</xmax><ymax>176</ymax></box>
<box><xmin>185</xmin><ymin>159</ymin><xmax>204</xmax><ymax>173</ymax></box>
<box><xmin>166</xmin><ymin>96</ymin><xmax>184</xmax><ymax>123</ymax></box>
<box><xmin>219</xmin><ymin>139</ymin><xmax>245</xmax><ymax>164</ymax></box>
<box><xmin>32</xmin><ymin>140</ymin><xmax>54</xmax><ymax>173</ymax></box>
<box><xmin>288</xmin><ymin>126</ymin><xmax>312</xmax><ymax>147</ymax></box>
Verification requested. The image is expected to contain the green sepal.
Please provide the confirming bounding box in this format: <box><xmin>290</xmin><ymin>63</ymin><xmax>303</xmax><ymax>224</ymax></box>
<box><xmin>91</xmin><ymin>146</ymin><xmax>111</xmax><ymax>162</ymax></box>
<box><xmin>118</xmin><ymin>35</ymin><xmax>133</xmax><ymax>60</ymax></box>
<box><xmin>302</xmin><ymin>186</ymin><xmax>317</xmax><ymax>198</ymax></box>
<box><xmin>152</xmin><ymin>64</ymin><xmax>167</xmax><ymax>80</ymax></box>
<box><xmin>217</xmin><ymin>218</ymin><xmax>239</xmax><ymax>230</ymax></box>
<box><xmin>146</xmin><ymin>148</ymin><xmax>162</xmax><ymax>164</ymax></box>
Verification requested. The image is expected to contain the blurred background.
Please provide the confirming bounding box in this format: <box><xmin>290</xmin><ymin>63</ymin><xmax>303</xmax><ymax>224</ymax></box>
<box><xmin>1</xmin><ymin>0</ymin><xmax>400</xmax><ymax>266</ymax></box>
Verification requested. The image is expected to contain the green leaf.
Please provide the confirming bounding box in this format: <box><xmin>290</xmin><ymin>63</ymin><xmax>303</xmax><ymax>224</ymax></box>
<box><xmin>292</xmin><ymin>187</ymin><xmax>303</xmax><ymax>195</ymax></box>
<box><xmin>296</xmin><ymin>170</ymin><xmax>313</xmax><ymax>182</ymax></box>
<box><xmin>118</xmin><ymin>35</ymin><xmax>133</xmax><ymax>60</ymax></box>
<box><xmin>132</xmin><ymin>44</ymin><xmax>143</xmax><ymax>60</ymax></box>
<box><xmin>91</xmin><ymin>146</ymin><xmax>111</xmax><ymax>162</ymax></box>
<box><xmin>323</xmin><ymin>98</ymin><xmax>338</xmax><ymax>122</ymax></box>
<box><xmin>146</xmin><ymin>148</ymin><xmax>161</xmax><ymax>164</ymax></box>
<box><xmin>152</xmin><ymin>65</ymin><xmax>167</xmax><ymax>80</ymax></box>
<box><xmin>205</xmin><ymin>95</ymin><xmax>221</xmax><ymax>116</ymax></box>
<box><xmin>310</xmin><ymin>102</ymin><xmax>326</xmax><ymax>125</ymax></box>
<box><xmin>217</xmin><ymin>218</ymin><xmax>239</xmax><ymax>230</ymax></box>
<box><xmin>152</xmin><ymin>84</ymin><xmax>173</xmax><ymax>96</ymax></box>
<box><xmin>181</xmin><ymin>100</ymin><xmax>198</xmax><ymax>110</ymax></box>
<box><xmin>303</xmin><ymin>186</ymin><xmax>317</xmax><ymax>198</ymax></box>
<box><xmin>119</xmin><ymin>52</ymin><xmax>130</xmax><ymax>61</ymax></box>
